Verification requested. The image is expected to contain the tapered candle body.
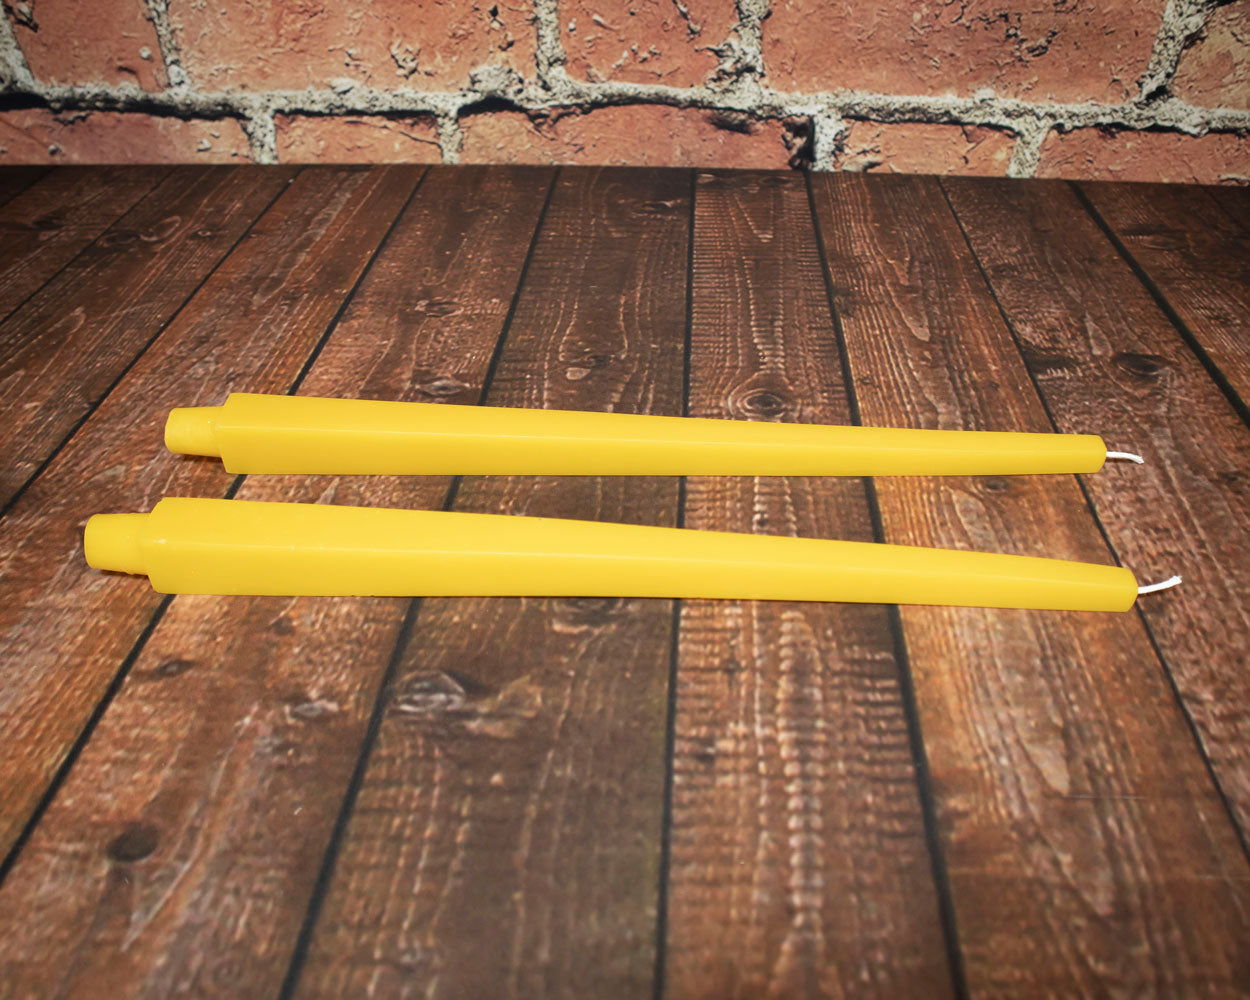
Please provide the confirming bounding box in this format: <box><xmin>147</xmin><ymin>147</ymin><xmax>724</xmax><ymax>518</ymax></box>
<box><xmin>84</xmin><ymin>499</ymin><xmax>1138</xmax><ymax>611</ymax></box>
<box><xmin>165</xmin><ymin>393</ymin><xmax>1109</xmax><ymax>476</ymax></box>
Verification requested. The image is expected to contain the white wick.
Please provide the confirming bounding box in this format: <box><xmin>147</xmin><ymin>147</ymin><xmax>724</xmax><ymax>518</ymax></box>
<box><xmin>1138</xmin><ymin>574</ymin><xmax>1182</xmax><ymax>596</ymax></box>
<box><xmin>1107</xmin><ymin>451</ymin><xmax>1145</xmax><ymax>464</ymax></box>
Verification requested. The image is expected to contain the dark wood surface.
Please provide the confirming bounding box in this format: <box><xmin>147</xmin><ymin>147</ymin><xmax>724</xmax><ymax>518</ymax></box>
<box><xmin>0</xmin><ymin>165</ymin><xmax>1247</xmax><ymax>999</ymax></box>
<box><xmin>298</xmin><ymin>167</ymin><xmax>688</xmax><ymax>999</ymax></box>
<box><xmin>668</xmin><ymin>171</ymin><xmax>950</xmax><ymax>998</ymax></box>
<box><xmin>812</xmin><ymin>173</ymin><xmax>1249</xmax><ymax>994</ymax></box>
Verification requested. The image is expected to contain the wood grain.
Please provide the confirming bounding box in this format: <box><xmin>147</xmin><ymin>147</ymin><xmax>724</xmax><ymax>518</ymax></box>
<box><xmin>663</xmin><ymin>170</ymin><xmax>952</xmax><ymax>1000</ymax></box>
<box><xmin>0</xmin><ymin>166</ymin><xmax>295</xmax><ymax>509</ymax></box>
<box><xmin>0</xmin><ymin>167</ymin><xmax>47</xmax><ymax>208</ymax></box>
<box><xmin>1079</xmin><ymin>181</ymin><xmax>1250</xmax><ymax>411</ymax></box>
<box><xmin>292</xmin><ymin>167</ymin><xmax>690</xmax><ymax>1000</ymax></box>
<box><xmin>1205</xmin><ymin>184</ymin><xmax>1250</xmax><ymax>233</ymax></box>
<box><xmin>944</xmin><ymin>175</ymin><xmax>1250</xmax><ymax>840</ymax></box>
<box><xmin>0</xmin><ymin>166</ymin><xmax>418</xmax><ymax>867</ymax></box>
<box><xmin>3</xmin><ymin>165</ymin><xmax>1250</xmax><ymax>998</ymax></box>
<box><xmin>811</xmin><ymin>171</ymin><xmax>1250</xmax><ymax>995</ymax></box>
<box><xmin>0</xmin><ymin>166</ymin><xmax>553</xmax><ymax>999</ymax></box>
<box><xmin>0</xmin><ymin>166</ymin><xmax>169</xmax><ymax>321</ymax></box>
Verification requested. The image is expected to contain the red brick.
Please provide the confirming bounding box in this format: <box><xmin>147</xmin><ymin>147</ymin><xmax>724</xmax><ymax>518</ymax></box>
<box><xmin>275</xmin><ymin>114</ymin><xmax>442</xmax><ymax>162</ymax></box>
<box><xmin>764</xmin><ymin>1</ymin><xmax>1162</xmax><ymax>103</ymax></box>
<box><xmin>170</xmin><ymin>0</ymin><xmax>533</xmax><ymax>92</ymax></box>
<box><xmin>0</xmin><ymin>110</ymin><xmax>251</xmax><ymax>163</ymax></box>
<box><xmin>1036</xmin><ymin>128</ymin><xmax>1250</xmax><ymax>184</ymax></box>
<box><xmin>1171</xmin><ymin>0</ymin><xmax>1250</xmax><ymax>109</ymax></box>
<box><xmin>459</xmin><ymin>106</ymin><xmax>792</xmax><ymax>167</ymax></box>
<box><xmin>561</xmin><ymin>0</ymin><xmax>736</xmax><ymax>87</ymax></box>
<box><xmin>6</xmin><ymin>0</ymin><xmax>166</xmax><ymax>90</ymax></box>
<box><xmin>831</xmin><ymin>122</ymin><xmax>1014</xmax><ymax>176</ymax></box>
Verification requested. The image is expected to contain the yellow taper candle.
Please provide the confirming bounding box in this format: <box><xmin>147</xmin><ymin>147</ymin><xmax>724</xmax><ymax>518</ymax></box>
<box><xmin>165</xmin><ymin>393</ymin><xmax>1118</xmax><ymax>476</ymax></box>
<box><xmin>84</xmin><ymin>498</ymin><xmax>1140</xmax><ymax>611</ymax></box>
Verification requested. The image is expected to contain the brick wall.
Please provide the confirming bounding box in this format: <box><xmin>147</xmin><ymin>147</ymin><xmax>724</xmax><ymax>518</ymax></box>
<box><xmin>1</xmin><ymin>0</ymin><xmax>1247</xmax><ymax>181</ymax></box>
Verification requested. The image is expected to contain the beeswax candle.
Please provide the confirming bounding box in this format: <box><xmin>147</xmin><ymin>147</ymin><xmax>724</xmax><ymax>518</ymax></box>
<box><xmin>165</xmin><ymin>393</ymin><xmax>1129</xmax><ymax>477</ymax></box>
<box><xmin>86</xmin><ymin>498</ymin><xmax>1143</xmax><ymax>611</ymax></box>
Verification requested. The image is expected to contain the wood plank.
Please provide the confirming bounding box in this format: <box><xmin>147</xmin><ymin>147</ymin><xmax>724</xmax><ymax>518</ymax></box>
<box><xmin>810</xmin><ymin>172</ymin><xmax>1250</xmax><ymax>995</ymax></box>
<box><xmin>944</xmin><ymin>175</ymin><xmax>1250</xmax><ymax>838</ymax></box>
<box><xmin>0</xmin><ymin>166</ymin><xmax>419</xmax><ymax>867</ymax></box>
<box><xmin>1206</xmin><ymin>185</ymin><xmax>1250</xmax><ymax>233</ymax></box>
<box><xmin>0</xmin><ymin>166</ymin><xmax>169</xmax><ymax>320</ymax></box>
<box><xmin>0</xmin><ymin>166</ymin><xmax>553</xmax><ymax>998</ymax></box>
<box><xmin>0</xmin><ymin>166</ymin><xmax>297</xmax><ymax>510</ymax></box>
<box><xmin>1079</xmin><ymin>181</ymin><xmax>1250</xmax><ymax>412</ymax></box>
<box><xmin>665</xmin><ymin>170</ymin><xmax>952</xmax><ymax>999</ymax></box>
<box><xmin>0</xmin><ymin>166</ymin><xmax>47</xmax><ymax>208</ymax></box>
<box><xmin>291</xmin><ymin>167</ymin><xmax>690</xmax><ymax>999</ymax></box>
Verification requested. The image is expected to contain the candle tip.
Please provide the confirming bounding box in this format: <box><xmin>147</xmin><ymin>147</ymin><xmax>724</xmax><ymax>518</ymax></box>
<box><xmin>1137</xmin><ymin>574</ymin><xmax>1182</xmax><ymax>596</ymax></box>
<box><xmin>1107</xmin><ymin>450</ymin><xmax>1145</xmax><ymax>465</ymax></box>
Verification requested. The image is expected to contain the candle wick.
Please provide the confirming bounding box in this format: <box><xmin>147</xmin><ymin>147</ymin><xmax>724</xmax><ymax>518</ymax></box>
<box><xmin>1137</xmin><ymin>574</ymin><xmax>1182</xmax><ymax>595</ymax></box>
<box><xmin>1107</xmin><ymin>451</ymin><xmax>1145</xmax><ymax>464</ymax></box>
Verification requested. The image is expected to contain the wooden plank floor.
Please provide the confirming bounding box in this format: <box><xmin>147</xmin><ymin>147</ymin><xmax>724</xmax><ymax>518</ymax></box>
<box><xmin>0</xmin><ymin>165</ymin><xmax>1247</xmax><ymax>998</ymax></box>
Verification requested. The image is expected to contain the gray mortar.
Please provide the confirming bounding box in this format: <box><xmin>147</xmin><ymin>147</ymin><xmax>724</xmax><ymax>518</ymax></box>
<box><xmin>142</xmin><ymin>0</ymin><xmax>188</xmax><ymax>89</ymax></box>
<box><xmin>437</xmin><ymin>111</ymin><xmax>463</xmax><ymax>164</ymax></box>
<box><xmin>810</xmin><ymin>112</ymin><xmax>846</xmax><ymax>170</ymax></box>
<box><xmin>718</xmin><ymin>0</ymin><xmax>767</xmax><ymax>93</ymax></box>
<box><xmin>1005</xmin><ymin>119</ymin><xmax>1048</xmax><ymax>178</ymax></box>
<box><xmin>2</xmin><ymin>0</ymin><xmax>1246</xmax><ymax>174</ymax></box>
<box><xmin>1138</xmin><ymin>0</ymin><xmax>1225</xmax><ymax>100</ymax></box>
<box><xmin>533</xmin><ymin>0</ymin><xmax>565</xmax><ymax>85</ymax></box>
<box><xmin>237</xmin><ymin>94</ymin><xmax>279</xmax><ymax>162</ymax></box>
<box><xmin>0</xmin><ymin>6</ymin><xmax>33</xmax><ymax>91</ymax></box>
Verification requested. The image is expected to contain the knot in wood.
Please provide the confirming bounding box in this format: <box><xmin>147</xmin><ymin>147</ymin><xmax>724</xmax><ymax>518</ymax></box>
<box><xmin>418</xmin><ymin>375</ymin><xmax>470</xmax><ymax>398</ymax></box>
<box><xmin>551</xmin><ymin>596</ymin><xmax>622</xmax><ymax>631</ymax></box>
<box><xmin>285</xmin><ymin>698</ymin><xmax>340</xmax><ymax>722</ymax></box>
<box><xmin>98</xmin><ymin>229</ymin><xmax>138</xmax><ymax>248</ymax></box>
<box><xmin>638</xmin><ymin>199</ymin><xmax>680</xmax><ymax>216</ymax></box>
<box><xmin>147</xmin><ymin>658</ymin><xmax>195</xmax><ymax>680</ymax></box>
<box><xmin>393</xmin><ymin>671</ymin><xmax>467</xmax><ymax>715</ymax></box>
<box><xmin>139</xmin><ymin>216</ymin><xmax>183</xmax><ymax>243</ymax></box>
<box><xmin>1023</xmin><ymin>350</ymin><xmax>1079</xmax><ymax>374</ymax></box>
<box><xmin>728</xmin><ymin>376</ymin><xmax>796</xmax><ymax>421</ymax></box>
<box><xmin>107</xmin><ymin>822</ymin><xmax>159</xmax><ymax>863</ymax></box>
<box><xmin>1113</xmin><ymin>352</ymin><xmax>1167</xmax><ymax>379</ymax></box>
<box><xmin>269</xmin><ymin>616</ymin><xmax>295</xmax><ymax>636</ymax></box>
<box><xmin>562</xmin><ymin>352</ymin><xmax>616</xmax><ymax>373</ymax></box>
<box><xmin>409</xmin><ymin>298</ymin><xmax>460</xmax><ymax>318</ymax></box>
